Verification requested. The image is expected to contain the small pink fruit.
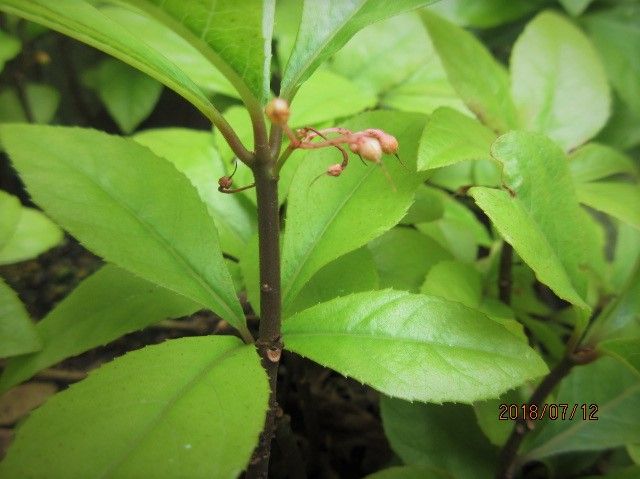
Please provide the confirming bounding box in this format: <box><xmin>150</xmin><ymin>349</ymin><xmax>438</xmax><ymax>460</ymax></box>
<box><xmin>365</xmin><ymin>129</ymin><xmax>398</xmax><ymax>154</ymax></box>
<box><xmin>218</xmin><ymin>176</ymin><xmax>233</xmax><ymax>189</ymax></box>
<box><xmin>327</xmin><ymin>163</ymin><xmax>343</xmax><ymax>176</ymax></box>
<box><xmin>353</xmin><ymin>137</ymin><xmax>383</xmax><ymax>163</ymax></box>
<box><xmin>265</xmin><ymin>98</ymin><xmax>290</xmax><ymax>125</ymax></box>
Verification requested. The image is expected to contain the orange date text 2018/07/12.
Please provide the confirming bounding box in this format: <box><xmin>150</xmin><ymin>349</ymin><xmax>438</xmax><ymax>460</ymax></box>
<box><xmin>498</xmin><ymin>403</ymin><xmax>599</xmax><ymax>421</ymax></box>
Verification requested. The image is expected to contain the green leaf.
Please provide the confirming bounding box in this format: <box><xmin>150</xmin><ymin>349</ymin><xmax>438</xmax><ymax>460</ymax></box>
<box><xmin>121</xmin><ymin>0</ymin><xmax>274</xmax><ymax>104</ymax></box>
<box><xmin>365</xmin><ymin>465</ymin><xmax>451</xmax><ymax>479</ymax></box>
<box><xmin>0</xmin><ymin>0</ymin><xmax>221</xmax><ymax>122</ymax></box>
<box><xmin>611</xmin><ymin>221</ymin><xmax>640</xmax><ymax>290</ymax></box>
<box><xmin>133</xmin><ymin>128</ymin><xmax>257</xmax><ymax>258</ymax></box>
<box><xmin>283</xmin><ymin>290</ymin><xmax>548</xmax><ymax>403</ymax></box>
<box><xmin>97</xmin><ymin>4</ymin><xmax>237</xmax><ymax>98</ymax></box>
<box><xmin>400</xmin><ymin>184</ymin><xmax>444</xmax><ymax>225</ymax></box>
<box><xmin>85</xmin><ymin>58</ymin><xmax>162</xmax><ymax>133</ymax></box>
<box><xmin>0</xmin><ymin>205</ymin><xmax>63</xmax><ymax>265</ymax></box>
<box><xmin>368</xmin><ymin>228</ymin><xmax>452</xmax><ymax>292</ymax></box>
<box><xmin>381</xmin><ymin>397</ymin><xmax>497</xmax><ymax>479</ymax></box>
<box><xmin>281</xmin><ymin>0</ymin><xmax>437</xmax><ymax>99</ymax></box>
<box><xmin>510</xmin><ymin>11</ymin><xmax>610</xmax><ymax>151</ymax></box>
<box><xmin>473</xmin><ymin>389</ymin><xmax>524</xmax><ymax>447</ymax></box>
<box><xmin>584</xmin><ymin>467</ymin><xmax>640</xmax><ymax>479</ymax></box>
<box><xmin>599</xmin><ymin>337</ymin><xmax>640</xmax><ymax>378</ymax></box>
<box><xmin>559</xmin><ymin>0</ymin><xmax>594</xmax><ymax>16</ymax></box>
<box><xmin>417</xmin><ymin>107</ymin><xmax>496</xmax><ymax>171</ymax></box>
<box><xmin>0</xmin><ymin>125</ymin><xmax>247</xmax><ymax>338</ymax></box>
<box><xmin>420</xmin><ymin>260</ymin><xmax>482</xmax><ymax>308</ymax></box>
<box><xmin>281</xmin><ymin>111</ymin><xmax>427</xmax><ymax>309</ymax></box>
<box><xmin>597</xmin><ymin>93</ymin><xmax>640</xmax><ymax>151</ymax></box>
<box><xmin>0</xmin><ymin>83</ymin><xmax>60</xmax><ymax>124</ymax></box>
<box><xmin>470</xmin><ymin>131</ymin><xmax>605</xmax><ymax>310</ymax></box>
<box><xmin>428</xmin><ymin>0</ymin><xmax>543</xmax><ymax>28</ymax></box>
<box><xmin>421</xmin><ymin>10</ymin><xmax>518</xmax><ymax>133</ymax></box>
<box><xmin>286</xmin><ymin>247</ymin><xmax>378</xmax><ymax>316</ymax></box>
<box><xmin>569</xmin><ymin>143</ymin><xmax>638</xmax><ymax>183</ymax></box>
<box><xmin>576</xmin><ymin>182</ymin><xmax>640</xmax><ymax>230</ymax></box>
<box><xmin>0</xmin><ymin>190</ymin><xmax>21</xmax><ymax>250</ymax></box>
<box><xmin>0</xmin><ymin>336</ymin><xmax>268</xmax><ymax>478</ymax></box>
<box><xmin>0</xmin><ymin>277</ymin><xmax>41</xmax><ymax>358</ymax></box>
<box><xmin>0</xmin><ymin>29</ymin><xmax>20</xmax><ymax>72</ymax></box>
<box><xmin>582</xmin><ymin>5</ymin><xmax>640</xmax><ymax>117</ymax></box>
<box><xmin>524</xmin><ymin>357</ymin><xmax>640</xmax><ymax>459</ymax></box>
<box><xmin>0</xmin><ymin>265</ymin><xmax>199</xmax><ymax>392</ymax></box>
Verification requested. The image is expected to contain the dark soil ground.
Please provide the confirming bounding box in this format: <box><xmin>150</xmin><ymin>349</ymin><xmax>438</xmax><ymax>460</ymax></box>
<box><xmin>0</xmin><ymin>237</ymin><xmax>394</xmax><ymax>479</ymax></box>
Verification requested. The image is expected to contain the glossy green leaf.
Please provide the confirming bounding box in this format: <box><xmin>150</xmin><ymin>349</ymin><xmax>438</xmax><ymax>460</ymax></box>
<box><xmin>576</xmin><ymin>182</ymin><xmax>640</xmax><ymax>230</ymax></box>
<box><xmin>98</xmin><ymin>4</ymin><xmax>237</xmax><ymax>98</ymax></box>
<box><xmin>0</xmin><ymin>125</ymin><xmax>247</xmax><ymax>338</ymax></box>
<box><xmin>0</xmin><ymin>29</ymin><xmax>20</xmax><ymax>72</ymax></box>
<box><xmin>368</xmin><ymin>228</ymin><xmax>452</xmax><ymax>292</ymax></box>
<box><xmin>281</xmin><ymin>0</ymin><xmax>437</xmax><ymax>99</ymax></box>
<box><xmin>0</xmin><ymin>277</ymin><xmax>41</xmax><ymax>358</ymax></box>
<box><xmin>281</xmin><ymin>111</ymin><xmax>427</xmax><ymax>309</ymax></box>
<box><xmin>122</xmin><ymin>0</ymin><xmax>274</xmax><ymax>104</ymax></box>
<box><xmin>420</xmin><ymin>260</ymin><xmax>482</xmax><ymax>308</ymax></box>
<box><xmin>381</xmin><ymin>397</ymin><xmax>497</xmax><ymax>479</ymax></box>
<box><xmin>0</xmin><ymin>336</ymin><xmax>268</xmax><ymax>478</ymax></box>
<box><xmin>85</xmin><ymin>58</ymin><xmax>162</xmax><ymax>133</ymax></box>
<box><xmin>417</xmin><ymin>107</ymin><xmax>495</xmax><ymax>171</ymax></box>
<box><xmin>283</xmin><ymin>290</ymin><xmax>548</xmax><ymax>403</ymax></box>
<box><xmin>0</xmin><ymin>205</ymin><xmax>63</xmax><ymax>265</ymax></box>
<box><xmin>428</xmin><ymin>0</ymin><xmax>543</xmax><ymax>28</ymax></box>
<box><xmin>365</xmin><ymin>465</ymin><xmax>450</xmax><ymax>479</ymax></box>
<box><xmin>569</xmin><ymin>143</ymin><xmax>638</xmax><ymax>183</ymax></box>
<box><xmin>470</xmin><ymin>131</ymin><xmax>605</xmax><ymax>310</ymax></box>
<box><xmin>524</xmin><ymin>357</ymin><xmax>640</xmax><ymax>459</ymax></box>
<box><xmin>583</xmin><ymin>5</ymin><xmax>640</xmax><ymax>116</ymax></box>
<box><xmin>0</xmin><ymin>83</ymin><xmax>60</xmax><ymax>124</ymax></box>
<box><xmin>286</xmin><ymin>247</ymin><xmax>378</xmax><ymax>316</ymax></box>
<box><xmin>421</xmin><ymin>10</ymin><xmax>518</xmax><ymax>133</ymax></box>
<box><xmin>0</xmin><ymin>0</ymin><xmax>221</xmax><ymax>122</ymax></box>
<box><xmin>133</xmin><ymin>128</ymin><xmax>257</xmax><ymax>258</ymax></box>
<box><xmin>510</xmin><ymin>11</ymin><xmax>610</xmax><ymax>151</ymax></box>
<box><xmin>599</xmin><ymin>337</ymin><xmax>640</xmax><ymax>378</ymax></box>
<box><xmin>0</xmin><ymin>190</ymin><xmax>21</xmax><ymax>251</ymax></box>
<box><xmin>0</xmin><ymin>265</ymin><xmax>199</xmax><ymax>392</ymax></box>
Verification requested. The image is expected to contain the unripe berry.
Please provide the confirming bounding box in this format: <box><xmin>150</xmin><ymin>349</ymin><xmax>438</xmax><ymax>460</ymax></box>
<box><xmin>365</xmin><ymin>128</ymin><xmax>398</xmax><ymax>154</ymax></box>
<box><xmin>218</xmin><ymin>176</ymin><xmax>233</xmax><ymax>189</ymax></box>
<box><xmin>327</xmin><ymin>163</ymin><xmax>343</xmax><ymax>176</ymax></box>
<box><xmin>351</xmin><ymin>137</ymin><xmax>382</xmax><ymax>163</ymax></box>
<box><xmin>265</xmin><ymin>98</ymin><xmax>290</xmax><ymax>125</ymax></box>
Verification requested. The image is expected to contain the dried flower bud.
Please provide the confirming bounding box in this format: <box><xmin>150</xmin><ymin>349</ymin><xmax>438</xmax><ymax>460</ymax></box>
<box><xmin>365</xmin><ymin>128</ymin><xmax>398</xmax><ymax>154</ymax></box>
<box><xmin>351</xmin><ymin>136</ymin><xmax>382</xmax><ymax>163</ymax></box>
<box><xmin>218</xmin><ymin>176</ymin><xmax>233</xmax><ymax>189</ymax></box>
<box><xmin>327</xmin><ymin>163</ymin><xmax>343</xmax><ymax>176</ymax></box>
<box><xmin>265</xmin><ymin>98</ymin><xmax>290</xmax><ymax>125</ymax></box>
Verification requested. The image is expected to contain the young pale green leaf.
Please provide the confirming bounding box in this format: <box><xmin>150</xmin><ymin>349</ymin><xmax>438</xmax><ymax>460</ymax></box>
<box><xmin>381</xmin><ymin>397</ymin><xmax>497</xmax><ymax>479</ymax></box>
<box><xmin>0</xmin><ymin>190</ymin><xmax>21</xmax><ymax>250</ymax></box>
<box><xmin>281</xmin><ymin>111</ymin><xmax>427</xmax><ymax>309</ymax></box>
<box><xmin>0</xmin><ymin>277</ymin><xmax>41</xmax><ymax>358</ymax></box>
<box><xmin>421</xmin><ymin>10</ymin><xmax>518</xmax><ymax>133</ymax></box>
<box><xmin>0</xmin><ymin>265</ymin><xmax>199</xmax><ymax>392</ymax></box>
<box><xmin>428</xmin><ymin>0</ymin><xmax>543</xmax><ymax>28</ymax></box>
<box><xmin>598</xmin><ymin>338</ymin><xmax>640</xmax><ymax>379</ymax></box>
<box><xmin>120</xmin><ymin>0</ymin><xmax>274</xmax><ymax>104</ymax></box>
<box><xmin>0</xmin><ymin>125</ymin><xmax>247</xmax><ymax>338</ymax></box>
<box><xmin>0</xmin><ymin>336</ymin><xmax>268</xmax><ymax>478</ymax></box>
<box><xmin>576</xmin><ymin>182</ymin><xmax>640</xmax><ymax>230</ymax></box>
<box><xmin>417</xmin><ymin>106</ymin><xmax>496</xmax><ymax>171</ymax></box>
<box><xmin>582</xmin><ymin>5</ymin><xmax>640</xmax><ymax>117</ymax></box>
<box><xmin>569</xmin><ymin>143</ymin><xmax>639</xmax><ymax>183</ymax></box>
<box><xmin>98</xmin><ymin>4</ymin><xmax>237</xmax><ymax>98</ymax></box>
<box><xmin>282</xmin><ymin>290</ymin><xmax>548</xmax><ymax>403</ymax></box>
<box><xmin>133</xmin><ymin>128</ymin><xmax>257</xmax><ymax>258</ymax></box>
<box><xmin>420</xmin><ymin>260</ymin><xmax>482</xmax><ymax>308</ymax></box>
<box><xmin>281</xmin><ymin>0</ymin><xmax>437</xmax><ymax>99</ymax></box>
<box><xmin>0</xmin><ymin>0</ymin><xmax>220</xmax><ymax>122</ymax></box>
<box><xmin>524</xmin><ymin>357</ymin><xmax>640</xmax><ymax>459</ymax></box>
<box><xmin>365</xmin><ymin>465</ymin><xmax>451</xmax><ymax>479</ymax></box>
<box><xmin>368</xmin><ymin>228</ymin><xmax>452</xmax><ymax>292</ymax></box>
<box><xmin>0</xmin><ymin>83</ymin><xmax>60</xmax><ymax>124</ymax></box>
<box><xmin>0</xmin><ymin>30</ymin><xmax>20</xmax><ymax>72</ymax></box>
<box><xmin>86</xmin><ymin>58</ymin><xmax>163</xmax><ymax>134</ymax></box>
<box><xmin>470</xmin><ymin>131</ymin><xmax>605</xmax><ymax>310</ymax></box>
<box><xmin>0</xmin><ymin>206</ymin><xmax>63</xmax><ymax>265</ymax></box>
<box><xmin>510</xmin><ymin>11</ymin><xmax>610</xmax><ymax>151</ymax></box>
<box><xmin>286</xmin><ymin>247</ymin><xmax>379</xmax><ymax>316</ymax></box>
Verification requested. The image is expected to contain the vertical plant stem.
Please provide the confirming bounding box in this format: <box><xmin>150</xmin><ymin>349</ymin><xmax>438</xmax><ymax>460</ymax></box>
<box><xmin>246</xmin><ymin>158</ymin><xmax>282</xmax><ymax>478</ymax></box>
<box><xmin>498</xmin><ymin>241</ymin><xmax>513</xmax><ymax>304</ymax></box>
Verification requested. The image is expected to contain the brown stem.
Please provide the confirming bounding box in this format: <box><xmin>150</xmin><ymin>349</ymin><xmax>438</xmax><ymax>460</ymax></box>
<box><xmin>246</xmin><ymin>158</ymin><xmax>282</xmax><ymax>478</ymax></box>
<box><xmin>498</xmin><ymin>242</ymin><xmax>513</xmax><ymax>305</ymax></box>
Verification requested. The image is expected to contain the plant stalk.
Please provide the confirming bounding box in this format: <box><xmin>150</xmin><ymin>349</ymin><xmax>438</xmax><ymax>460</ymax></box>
<box><xmin>498</xmin><ymin>242</ymin><xmax>513</xmax><ymax>305</ymax></box>
<box><xmin>246</xmin><ymin>158</ymin><xmax>282</xmax><ymax>478</ymax></box>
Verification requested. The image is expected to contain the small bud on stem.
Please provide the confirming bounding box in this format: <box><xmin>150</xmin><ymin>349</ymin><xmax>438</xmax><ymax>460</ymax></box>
<box><xmin>265</xmin><ymin>98</ymin><xmax>290</xmax><ymax>126</ymax></box>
